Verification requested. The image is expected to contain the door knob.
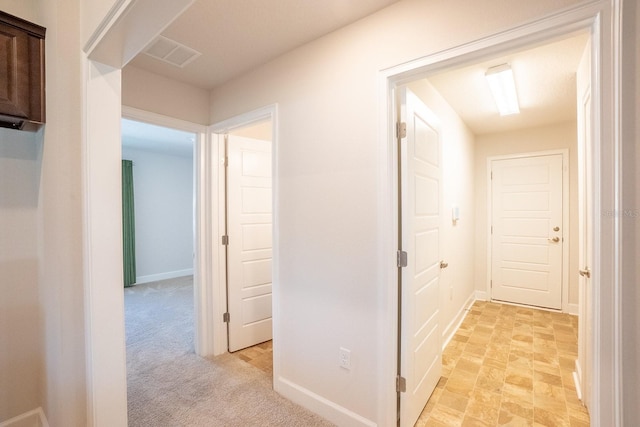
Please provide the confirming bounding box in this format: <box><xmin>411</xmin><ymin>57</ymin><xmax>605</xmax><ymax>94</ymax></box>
<box><xmin>548</xmin><ymin>237</ymin><xmax>560</xmax><ymax>243</ymax></box>
<box><xmin>440</xmin><ymin>261</ymin><xmax>448</xmax><ymax>269</ymax></box>
<box><xmin>579</xmin><ymin>267</ymin><xmax>591</xmax><ymax>278</ymax></box>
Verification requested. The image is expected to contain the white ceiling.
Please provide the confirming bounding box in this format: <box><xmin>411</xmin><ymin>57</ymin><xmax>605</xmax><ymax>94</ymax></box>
<box><xmin>125</xmin><ymin>2</ymin><xmax>589</xmax><ymax>138</ymax></box>
<box><xmin>427</xmin><ymin>33</ymin><xmax>589</xmax><ymax>135</ymax></box>
<box><xmin>128</xmin><ymin>0</ymin><xmax>402</xmax><ymax>90</ymax></box>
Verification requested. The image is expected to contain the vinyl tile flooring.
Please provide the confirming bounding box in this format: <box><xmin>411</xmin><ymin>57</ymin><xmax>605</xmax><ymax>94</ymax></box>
<box><xmin>229</xmin><ymin>301</ymin><xmax>590</xmax><ymax>427</ymax></box>
<box><xmin>232</xmin><ymin>340</ymin><xmax>274</xmax><ymax>376</ymax></box>
<box><xmin>416</xmin><ymin>300</ymin><xmax>590</xmax><ymax>427</ymax></box>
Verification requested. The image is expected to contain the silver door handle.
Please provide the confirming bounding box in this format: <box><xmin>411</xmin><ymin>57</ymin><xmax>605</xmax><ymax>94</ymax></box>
<box><xmin>579</xmin><ymin>268</ymin><xmax>591</xmax><ymax>278</ymax></box>
<box><xmin>548</xmin><ymin>237</ymin><xmax>560</xmax><ymax>243</ymax></box>
<box><xmin>440</xmin><ymin>261</ymin><xmax>448</xmax><ymax>269</ymax></box>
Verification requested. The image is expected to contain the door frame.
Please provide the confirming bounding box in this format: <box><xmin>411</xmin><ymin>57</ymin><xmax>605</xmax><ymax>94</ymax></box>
<box><xmin>378</xmin><ymin>2</ymin><xmax>622</xmax><ymax>426</ymax></box>
<box><xmin>121</xmin><ymin>106</ymin><xmax>211</xmax><ymax>355</ymax></box>
<box><xmin>208</xmin><ymin>105</ymin><xmax>279</xmax><ymax>361</ymax></box>
<box><xmin>485</xmin><ymin>150</ymin><xmax>570</xmax><ymax>312</ymax></box>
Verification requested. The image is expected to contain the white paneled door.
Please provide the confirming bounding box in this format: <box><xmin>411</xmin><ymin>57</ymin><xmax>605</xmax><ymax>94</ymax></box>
<box><xmin>576</xmin><ymin>40</ymin><xmax>592</xmax><ymax>408</ymax></box>
<box><xmin>226</xmin><ymin>135</ymin><xmax>273</xmax><ymax>352</ymax></box>
<box><xmin>399</xmin><ymin>88</ymin><xmax>443</xmax><ymax>427</ymax></box>
<box><xmin>490</xmin><ymin>154</ymin><xmax>564</xmax><ymax>309</ymax></box>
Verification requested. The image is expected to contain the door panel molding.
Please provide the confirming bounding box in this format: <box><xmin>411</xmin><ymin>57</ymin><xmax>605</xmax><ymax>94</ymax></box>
<box><xmin>486</xmin><ymin>150</ymin><xmax>569</xmax><ymax>311</ymax></box>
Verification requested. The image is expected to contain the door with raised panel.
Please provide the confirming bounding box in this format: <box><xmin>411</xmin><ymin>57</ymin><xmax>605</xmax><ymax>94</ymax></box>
<box><xmin>399</xmin><ymin>88</ymin><xmax>443</xmax><ymax>427</ymax></box>
<box><xmin>576</xmin><ymin>40</ymin><xmax>592</xmax><ymax>408</ymax></box>
<box><xmin>490</xmin><ymin>154</ymin><xmax>564</xmax><ymax>309</ymax></box>
<box><xmin>226</xmin><ymin>135</ymin><xmax>273</xmax><ymax>352</ymax></box>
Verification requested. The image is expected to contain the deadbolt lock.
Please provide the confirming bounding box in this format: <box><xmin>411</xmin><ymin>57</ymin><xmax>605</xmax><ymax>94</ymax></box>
<box><xmin>553</xmin><ymin>226</ymin><xmax>560</xmax><ymax>232</ymax></box>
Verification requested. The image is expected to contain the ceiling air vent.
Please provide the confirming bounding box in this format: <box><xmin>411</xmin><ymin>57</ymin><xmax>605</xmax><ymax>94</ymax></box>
<box><xmin>143</xmin><ymin>35</ymin><xmax>201</xmax><ymax>68</ymax></box>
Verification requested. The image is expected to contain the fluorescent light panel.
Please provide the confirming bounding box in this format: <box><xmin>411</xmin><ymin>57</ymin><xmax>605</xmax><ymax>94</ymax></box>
<box><xmin>485</xmin><ymin>64</ymin><xmax>520</xmax><ymax>116</ymax></box>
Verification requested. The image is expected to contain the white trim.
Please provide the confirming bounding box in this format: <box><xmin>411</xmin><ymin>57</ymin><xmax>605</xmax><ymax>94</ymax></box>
<box><xmin>379</xmin><ymin>2</ymin><xmax>622</xmax><ymax>425</ymax></box>
<box><xmin>134</xmin><ymin>269</ymin><xmax>194</xmax><ymax>285</ymax></box>
<box><xmin>275</xmin><ymin>377</ymin><xmax>376</xmax><ymax>427</ymax></box>
<box><xmin>122</xmin><ymin>106</ymin><xmax>206</xmax><ymax>134</ymax></box>
<box><xmin>0</xmin><ymin>408</ymin><xmax>49</xmax><ymax>427</ymax></box>
<box><xmin>83</xmin><ymin>0</ymin><xmax>133</xmax><ymax>54</ymax></box>
<box><xmin>209</xmin><ymin>105</ymin><xmax>279</xmax><ymax>361</ymax></box>
<box><xmin>85</xmin><ymin>0</ymin><xmax>195</xmax><ymax>68</ymax></box>
<box><xmin>574</xmin><ymin>359</ymin><xmax>584</xmax><ymax>401</ymax></box>
<box><xmin>475</xmin><ymin>290</ymin><xmax>489</xmax><ymax>301</ymax></box>
<box><xmin>442</xmin><ymin>293</ymin><xmax>475</xmax><ymax>350</ymax></box>
<box><xmin>485</xmin><ymin>149</ymin><xmax>570</xmax><ymax>312</ymax></box>
<box><xmin>567</xmin><ymin>303</ymin><xmax>580</xmax><ymax>316</ymax></box>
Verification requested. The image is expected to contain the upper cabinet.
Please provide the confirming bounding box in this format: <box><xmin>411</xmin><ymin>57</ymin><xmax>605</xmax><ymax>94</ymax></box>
<box><xmin>0</xmin><ymin>10</ymin><xmax>45</xmax><ymax>131</ymax></box>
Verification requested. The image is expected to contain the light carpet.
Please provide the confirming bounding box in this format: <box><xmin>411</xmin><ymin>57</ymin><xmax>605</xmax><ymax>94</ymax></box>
<box><xmin>125</xmin><ymin>276</ymin><xmax>334</xmax><ymax>426</ymax></box>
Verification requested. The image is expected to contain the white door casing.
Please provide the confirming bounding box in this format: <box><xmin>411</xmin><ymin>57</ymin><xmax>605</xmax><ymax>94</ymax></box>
<box><xmin>576</xmin><ymin>39</ymin><xmax>592</xmax><ymax>408</ymax></box>
<box><xmin>490</xmin><ymin>153</ymin><xmax>565</xmax><ymax>310</ymax></box>
<box><xmin>399</xmin><ymin>88</ymin><xmax>443</xmax><ymax>427</ymax></box>
<box><xmin>226</xmin><ymin>135</ymin><xmax>273</xmax><ymax>352</ymax></box>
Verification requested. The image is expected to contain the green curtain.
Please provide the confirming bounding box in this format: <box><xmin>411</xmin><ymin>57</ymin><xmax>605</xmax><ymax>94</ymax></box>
<box><xmin>122</xmin><ymin>160</ymin><xmax>136</xmax><ymax>287</ymax></box>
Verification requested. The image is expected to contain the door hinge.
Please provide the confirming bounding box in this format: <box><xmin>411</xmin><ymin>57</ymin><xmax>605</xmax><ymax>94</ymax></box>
<box><xmin>221</xmin><ymin>235</ymin><xmax>229</xmax><ymax>245</ymax></box>
<box><xmin>490</xmin><ymin>280</ymin><xmax>493</xmax><ymax>289</ymax></box>
<box><xmin>491</xmin><ymin>226</ymin><xmax>493</xmax><ymax>234</ymax></box>
<box><xmin>223</xmin><ymin>312</ymin><xmax>230</xmax><ymax>323</ymax></box>
<box><xmin>396</xmin><ymin>375</ymin><xmax>407</xmax><ymax>393</ymax></box>
<box><xmin>223</xmin><ymin>156</ymin><xmax>229</xmax><ymax>167</ymax></box>
<box><xmin>396</xmin><ymin>122</ymin><xmax>407</xmax><ymax>139</ymax></box>
<box><xmin>397</xmin><ymin>250</ymin><xmax>408</xmax><ymax>268</ymax></box>
<box><xmin>491</xmin><ymin>171</ymin><xmax>493</xmax><ymax>179</ymax></box>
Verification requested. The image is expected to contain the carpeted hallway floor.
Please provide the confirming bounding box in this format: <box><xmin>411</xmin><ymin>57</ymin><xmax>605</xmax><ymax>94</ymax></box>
<box><xmin>124</xmin><ymin>276</ymin><xmax>333</xmax><ymax>426</ymax></box>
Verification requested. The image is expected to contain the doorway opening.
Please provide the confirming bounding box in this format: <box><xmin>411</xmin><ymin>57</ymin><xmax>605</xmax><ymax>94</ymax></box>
<box><xmin>224</xmin><ymin>120</ymin><xmax>275</xmax><ymax>376</ymax></box>
<box><xmin>390</xmin><ymin>25</ymin><xmax>595</xmax><ymax>427</ymax></box>
<box><xmin>209</xmin><ymin>106</ymin><xmax>278</xmax><ymax>383</ymax></box>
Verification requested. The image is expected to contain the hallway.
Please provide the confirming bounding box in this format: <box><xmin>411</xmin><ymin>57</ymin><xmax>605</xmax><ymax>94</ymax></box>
<box><xmin>416</xmin><ymin>301</ymin><xmax>590</xmax><ymax>426</ymax></box>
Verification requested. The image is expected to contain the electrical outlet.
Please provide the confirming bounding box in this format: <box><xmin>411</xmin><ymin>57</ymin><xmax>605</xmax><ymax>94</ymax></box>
<box><xmin>339</xmin><ymin>347</ymin><xmax>351</xmax><ymax>370</ymax></box>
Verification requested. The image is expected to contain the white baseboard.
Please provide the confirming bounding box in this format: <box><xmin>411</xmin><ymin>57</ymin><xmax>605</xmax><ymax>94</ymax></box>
<box><xmin>573</xmin><ymin>359</ymin><xmax>583</xmax><ymax>401</ymax></box>
<box><xmin>275</xmin><ymin>376</ymin><xmax>376</xmax><ymax>427</ymax></box>
<box><xmin>0</xmin><ymin>408</ymin><xmax>49</xmax><ymax>427</ymax></box>
<box><xmin>566</xmin><ymin>303</ymin><xmax>579</xmax><ymax>315</ymax></box>
<box><xmin>442</xmin><ymin>292</ymin><xmax>476</xmax><ymax>350</ymax></box>
<box><xmin>136</xmin><ymin>268</ymin><xmax>193</xmax><ymax>284</ymax></box>
<box><xmin>475</xmin><ymin>290</ymin><xmax>488</xmax><ymax>301</ymax></box>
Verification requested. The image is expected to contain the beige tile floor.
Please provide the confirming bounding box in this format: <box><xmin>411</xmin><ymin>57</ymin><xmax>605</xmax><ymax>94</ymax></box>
<box><xmin>232</xmin><ymin>340</ymin><xmax>273</xmax><ymax>376</ymax></box>
<box><xmin>231</xmin><ymin>301</ymin><xmax>590</xmax><ymax>427</ymax></box>
<box><xmin>417</xmin><ymin>300</ymin><xmax>590</xmax><ymax>427</ymax></box>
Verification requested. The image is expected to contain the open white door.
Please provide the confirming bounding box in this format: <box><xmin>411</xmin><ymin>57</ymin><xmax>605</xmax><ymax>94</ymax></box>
<box><xmin>490</xmin><ymin>154</ymin><xmax>564</xmax><ymax>309</ymax></box>
<box><xmin>576</xmin><ymin>40</ymin><xmax>592</xmax><ymax>408</ymax></box>
<box><xmin>226</xmin><ymin>135</ymin><xmax>273</xmax><ymax>352</ymax></box>
<box><xmin>398</xmin><ymin>88</ymin><xmax>443</xmax><ymax>427</ymax></box>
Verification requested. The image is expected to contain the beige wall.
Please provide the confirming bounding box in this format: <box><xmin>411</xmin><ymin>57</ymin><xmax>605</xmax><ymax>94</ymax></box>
<box><xmin>0</xmin><ymin>2</ymin><xmax>85</xmax><ymax>424</ymax></box>
<box><xmin>474</xmin><ymin>122</ymin><xmax>578</xmax><ymax>308</ymax></box>
<box><xmin>0</xmin><ymin>129</ymin><xmax>42</xmax><ymax>421</ymax></box>
<box><xmin>209</xmin><ymin>0</ymin><xmax>584</xmax><ymax>423</ymax></box>
<box><xmin>408</xmin><ymin>79</ymin><xmax>476</xmax><ymax>336</ymax></box>
<box><xmin>40</xmin><ymin>0</ymin><xmax>87</xmax><ymax>425</ymax></box>
<box><xmin>122</xmin><ymin>65</ymin><xmax>210</xmax><ymax>125</ymax></box>
<box><xmin>0</xmin><ymin>0</ymin><xmax>40</xmax><ymax>23</ymax></box>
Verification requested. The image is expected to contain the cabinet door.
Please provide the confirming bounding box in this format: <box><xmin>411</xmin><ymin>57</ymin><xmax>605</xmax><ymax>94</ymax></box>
<box><xmin>0</xmin><ymin>23</ymin><xmax>32</xmax><ymax>119</ymax></box>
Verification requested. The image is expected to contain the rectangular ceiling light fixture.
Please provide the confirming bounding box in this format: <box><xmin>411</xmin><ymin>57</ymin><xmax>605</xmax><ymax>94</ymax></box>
<box><xmin>485</xmin><ymin>64</ymin><xmax>520</xmax><ymax>116</ymax></box>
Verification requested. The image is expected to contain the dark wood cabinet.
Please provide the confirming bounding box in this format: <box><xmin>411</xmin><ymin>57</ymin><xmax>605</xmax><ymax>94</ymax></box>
<box><xmin>0</xmin><ymin>10</ymin><xmax>45</xmax><ymax>131</ymax></box>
